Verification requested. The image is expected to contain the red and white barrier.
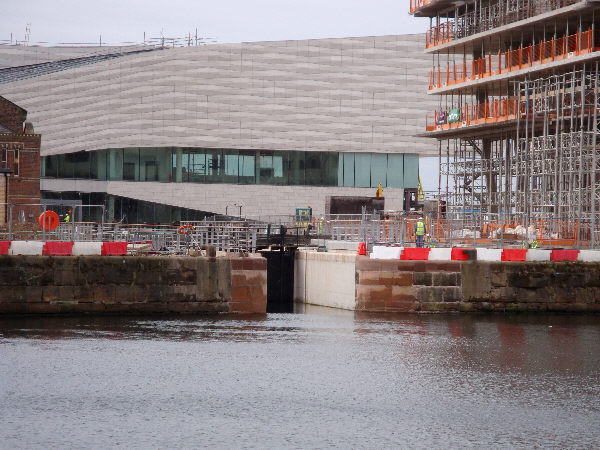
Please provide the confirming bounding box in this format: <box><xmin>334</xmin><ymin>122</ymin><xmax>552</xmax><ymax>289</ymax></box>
<box><xmin>1</xmin><ymin>241</ymin><xmax>127</xmax><ymax>256</ymax></box>
<box><xmin>370</xmin><ymin>246</ymin><xmax>600</xmax><ymax>262</ymax></box>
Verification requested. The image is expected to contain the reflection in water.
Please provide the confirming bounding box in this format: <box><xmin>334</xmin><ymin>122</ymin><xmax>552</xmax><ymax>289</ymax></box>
<box><xmin>1</xmin><ymin>307</ymin><xmax>599</xmax><ymax>448</ymax></box>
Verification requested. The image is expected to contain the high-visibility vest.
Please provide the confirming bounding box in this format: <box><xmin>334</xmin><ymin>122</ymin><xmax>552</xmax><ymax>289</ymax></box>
<box><xmin>416</xmin><ymin>221</ymin><xmax>425</xmax><ymax>236</ymax></box>
<box><xmin>64</xmin><ymin>214</ymin><xmax>70</xmax><ymax>223</ymax></box>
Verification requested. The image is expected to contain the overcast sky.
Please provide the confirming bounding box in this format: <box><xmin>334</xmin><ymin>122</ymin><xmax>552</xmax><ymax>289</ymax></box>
<box><xmin>2</xmin><ymin>0</ymin><xmax>428</xmax><ymax>45</ymax></box>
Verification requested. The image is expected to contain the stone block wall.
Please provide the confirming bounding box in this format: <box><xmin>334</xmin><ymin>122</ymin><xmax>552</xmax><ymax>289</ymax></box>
<box><xmin>0</xmin><ymin>255</ymin><xmax>267</xmax><ymax>315</ymax></box>
<box><xmin>461</xmin><ymin>261</ymin><xmax>600</xmax><ymax>312</ymax></box>
<box><xmin>355</xmin><ymin>257</ymin><xmax>462</xmax><ymax>312</ymax></box>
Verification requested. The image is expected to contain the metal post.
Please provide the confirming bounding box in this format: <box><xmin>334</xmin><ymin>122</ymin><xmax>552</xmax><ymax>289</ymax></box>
<box><xmin>8</xmin><ymin>204</ymin><xmax>12</xmax><ymax>240</ymax></box>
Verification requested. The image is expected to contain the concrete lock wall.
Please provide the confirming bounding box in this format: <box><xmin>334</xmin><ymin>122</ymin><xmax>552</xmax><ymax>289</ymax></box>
<box><xmin>295</xmin><ymin>250</ymin><xmax>600</xmax><ymax>313</ymax></box>
<box><xmin>294</xmin><ymin>251</ymin><xmax>357</xmax><ymax>310</ymax></box>
<box><xmin>0</xmin><ymin>255</ymin><xmax>267</xmax><ymax>315</ymax></box>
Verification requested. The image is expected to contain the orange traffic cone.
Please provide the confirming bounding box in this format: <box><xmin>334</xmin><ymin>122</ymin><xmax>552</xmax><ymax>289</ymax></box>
<box><xmin>357</xmin><ymin>242</ymin><xmax>367</xmax><ymax>255</ymax></box>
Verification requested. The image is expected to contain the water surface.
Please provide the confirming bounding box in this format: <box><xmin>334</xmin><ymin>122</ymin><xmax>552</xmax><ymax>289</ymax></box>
<box><xmin>1</xmin><ymin>306</ymin><xmax>599</xmax><ymax>448</ymax></box>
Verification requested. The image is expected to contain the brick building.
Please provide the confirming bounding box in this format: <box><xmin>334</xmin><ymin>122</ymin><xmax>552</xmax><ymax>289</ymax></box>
<box><xmin>0</xmin><ymin>96</ymin><xmax>41</xmax><ymax>223</ymax></box>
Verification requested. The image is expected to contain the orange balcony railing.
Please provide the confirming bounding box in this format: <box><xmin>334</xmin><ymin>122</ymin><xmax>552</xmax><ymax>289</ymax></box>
<box><xmin>424</xmin><ymin>0</ymin><xmax>583</xmax><ymax>48</ymax></box>
<box><xmin>428</xmin><ymin>28</ymin><xmax>596</xmax><ymax>89</ymax></box>
<box><xmin>425</xmin><ymin>98</ymin><xmax>519</xmax><ymax>131</ymax></box>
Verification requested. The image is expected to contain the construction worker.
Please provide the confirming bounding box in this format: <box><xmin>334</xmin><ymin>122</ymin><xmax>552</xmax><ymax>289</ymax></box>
<box><xmin>64</xmin><ymin>209</ymin><xmax>71</xmax><ymax>223</ymax></box>
<box><xmin>415</xmin><ymin>216</ymin><xmax>426</xmax><ymax>248</ymax></box>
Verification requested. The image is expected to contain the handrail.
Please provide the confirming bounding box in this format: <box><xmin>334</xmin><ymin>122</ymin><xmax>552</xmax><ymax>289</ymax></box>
<box><xmin>423</xmin><ymin>0</ymin><xmax>583</xmax><ymax>47</ymax></box>
<box><xmin>428</xmin><ymin>28</ymin><xmax>596</xmax><ymax>89</ymax></box>
<box><xmin>426</xmin><ymin>97</ymin><xmax>519</xmax><ymax>131</ymax></box>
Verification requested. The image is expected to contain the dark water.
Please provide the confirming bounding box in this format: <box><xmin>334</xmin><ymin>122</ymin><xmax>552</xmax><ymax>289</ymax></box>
<box><xmin>1</xmin><ymin>306</ymin><xmax>599</xmax><ymax>449</ymax></box>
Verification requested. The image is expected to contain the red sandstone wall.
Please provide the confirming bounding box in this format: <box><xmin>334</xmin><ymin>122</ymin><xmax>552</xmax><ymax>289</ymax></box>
<box><xmin>0</xmin><ymin>255</ymin><xmax>267</xmax><ymax>315</ymax></box>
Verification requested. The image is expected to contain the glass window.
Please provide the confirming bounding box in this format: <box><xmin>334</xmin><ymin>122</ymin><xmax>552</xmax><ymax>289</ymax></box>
<box><xmin>223</xmin><ymin>149</ymin><xmax>239</xmax><ymax>184</ymax></box>
<box><xmin>387</xmin><ymin>154</ymin><xmax>404</xmax><ymax>188</ymax></box>
<box><xmin>44</xmin><ymin>156</ymin><xmax>58</xmax><ymax>178</ymax></box>
<box><xmin>108</xmin><ymin>149</ymin><xmax>123</xmax><ymax>180</ymax></box>
<box><xmin>206</xmin><ymin>149</ymin><xmax>222</xmax><ymax>183</ymax></box>
<box><xmin>123</xmin><ymin>148</ymin><xmax>139</xmax><ymax>181</ymax></box>
<box><xmin>58</xmin><ymin>154</ymin><xmax>74</xmax><ymax>178</ymax></box>
<box><xmin>156</xmin><ymin>148</ymin><xmax>172</xmax><ymax>182</ymax></box>
<box><xmin>258</xmin><ymin>151</ymin><xmax>284</xmax><ymax>185</ymax></box>
<box><xmin>188</xmin><ymin>150</ymin><xmax>206</xmax><ymax>183</ymax></box>
<box><xmin>172</xmin><ymin>148</ymin><xmax>183</xmax><ymax>182</ymax></box>
<box><xmin>354</xmin><ymin>153</ymin><xmax>371</xmax><ymax>187</ymax></box>
<box><xmin>287</xmin><ymin>151</ymin><xmax>305</xmax><ymax>185</ymax></box>
<box><xmin>90</xmin><ymin>150</ymin><xmax>107</xmax><ymax>180</ymax></box>
<box><xmin>72</xmin><ymin>152</ymin><xmax>90</xmax><ymax>179</ymax></box>
<box><xmin>238</xmin><ymin>151</ymin><xmax>255</xmax><ymax>184</ymax></box>
<box><xmin>321</xmin><ymin>152</ymin><xmax>339</xmax><ymax>186</ymax></box>
<box><xmin>370</xmin><ymin>153</ymin><xmax>387</xmax><ymax>188</ymax></box>
<box><xmin>342</xmin><ymin>153</ymin><xmax>354</xmax><ymax>187</ymax></box>
<box><xmin>403</xmin><ymin>154</ymin><xmax>419</xmax><ymax>189</ymax></box>
<box><xmin>305</xmin><ymin>152</ymin><xmax>322</xmax><ymax>186</ymax></box>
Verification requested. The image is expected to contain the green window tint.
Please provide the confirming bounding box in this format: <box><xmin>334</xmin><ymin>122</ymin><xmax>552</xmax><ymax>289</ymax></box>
<box><xmin>387</xmin><ymin>154</ymin><xmax>404</xmax><ymax>188</ymax></box>
<box><xmin>140</xmin><ymin>148</ymin><xmax>157</xmax><ymax>181</ymax></box>
<box><xmin>123</xmin><ymin>148</ymin><xmax>139</xmax><ymax>181</ymax></box>
<box><xmin>354</xmin><ymin>153</ymin><xmax>371</xmax><ymax>187</ymax></box>
<box><xmin>321</xmin><ymin>152</ymin><xmax>339</xmax><ymax>186</ymax></box>
<box><xmin>44</xmin><ymin>156</ymin><xmax>58</xmax><ymax>178</ymax></box>
<box><xmin>173</xmin><ymin>148</ymin><xmax>183</xmax><ymax>183</ymax></box>
<box><xmin>57</xmin><ymin>154</ymin><xmax>74</xmax><ymax>178</ymax></box>
<box><xmin>287</xmin><ymin>151</ymin><xmax>304</xmax><ymax>185</ymax></box>
<box><xmin>90</xmin><ymin>150</ymin><xmax>107</xmax><ymax>180</ymax></box>
<box><xmin>273</xmin><ymin>152</ymin><xmax>284</xmax><ymax>182</ymax></box>
<box><xmin>108</xmin><ymin>149</ymin><xmax>123</xmax><ymax>181</ymax></box>
<box><xmin>370</xmin><ymin>153</ymin><xmax>387</xmax><ymax>188</ymax></box>
<box><xmin>157</xmin><ymin>148</ymin><xmax>173</xmax><ymax>182</ymax></box>
<box><xmin>223</xmin><ymin>149</ymin><xmax>239</xmax><ymax>184</ymax></box>
<box><xmin>238</xmin><ymin>151</ymin><xmax>255</xmax><ymax>184</ymax></box>
<box><xmin>342</xmin><ymin>153</ymin><xmax>354</xmax><ymax>187</ymax></box>
<box><xmin>305</xmin><ymin>152</ymin><xmax>322</xmax><ymax>186</ymax></box>
<box><xmin>206</xmin><ymin>149</ymin><xmax>222</xmax><ymax>183</ymax></box>
<box><xmin>188</xmin><ymin>151</ymin><xmax>206</xmax><ymax>183</ymax></box>
<box><xmin>403</xmin><ymin>154</ymin><xmax>419</xmax><ymax>189</ymax></box>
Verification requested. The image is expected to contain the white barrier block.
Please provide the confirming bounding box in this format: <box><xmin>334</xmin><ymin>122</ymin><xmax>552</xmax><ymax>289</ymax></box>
<box><xmin>577</xmin><ymin>250</ymin><xmax>600</xmax><ymax>262</ymax></box>
<box><xmin>526</xmin><ymin>249</ymin><xmax>551</xmax><ymax>261</ymax></box>
<box><xmin>476</xmin><ymin>248</ymin><xmax>503</xmax><ymax>261</ymax></box>
<box><xmin>325</xmin><ymin>240</ymin><xmax>359</xmax><ymax>251</ymax></box>
<box><xmin>9</xmin><ymin>241</ymin><xmax>44</xmax><ymax>255</ymax></box>
<box><xmin>370</xmin><ymin>246</ymin><xmax>402</xmax><ymax>259</ymax></box>
<box><xmin>428</xmin><ymin>248</ymin><xmax>453</xmax><ymax>261</ymax></box>
<box><xmin>72</xmin><ymin>241</ymin><xmax>103</xmax><ymax>256</ymax></box>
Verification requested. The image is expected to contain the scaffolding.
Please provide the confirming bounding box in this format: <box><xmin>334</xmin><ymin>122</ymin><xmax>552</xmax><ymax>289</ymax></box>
<box><xmin>440</xmin><ymin>66</ymin><xmax>600</xmax><ymax>246</ymax></box>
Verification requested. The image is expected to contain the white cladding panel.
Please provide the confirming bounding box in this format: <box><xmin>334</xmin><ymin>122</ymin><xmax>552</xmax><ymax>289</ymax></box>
<box><xmin>2</xmin><ymin>34</ymin><xmax>437</xmax><ymax>157</ymax></box>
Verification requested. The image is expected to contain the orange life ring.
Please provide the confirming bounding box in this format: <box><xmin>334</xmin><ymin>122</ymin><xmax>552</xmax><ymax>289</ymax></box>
<box><xmin>178</xmin><ymin>224</ymin><xmax>194</xmax><ymax>235</ymax></box>
<box><xmin>38</xmin><ymin>211</ymin><xmax>60</xmax><ymax>231</ymax></box>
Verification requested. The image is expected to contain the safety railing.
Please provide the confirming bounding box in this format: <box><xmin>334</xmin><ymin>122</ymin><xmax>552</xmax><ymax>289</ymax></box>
<box><xmin>424</xmin><ymin>0</ymin><xmax>584</xmax><ymax>48</ymax></box>
<box><xmin>426</xmin><ymin>97</ymin><xmax>519</xmax><ymax>131</ymax></box>
<box><xmin>429</xmin><ymin>28</ymin><xmax>596</xmax><ymax>89</ymax></box>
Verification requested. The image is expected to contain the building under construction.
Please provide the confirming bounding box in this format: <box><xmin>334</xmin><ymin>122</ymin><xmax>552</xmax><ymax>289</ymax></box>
<box><xmin>411</xmin><ymin>0</ymin><xmax>600</xmax><ymax>247</ymax></box>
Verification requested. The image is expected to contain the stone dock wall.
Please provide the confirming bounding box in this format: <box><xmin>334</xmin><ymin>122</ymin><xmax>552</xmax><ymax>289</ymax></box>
<box><xmin>0</xmin><ymin>255</ymin><xmax>267</xmax><ymax>315</ymax></box>
<box><xmin>296</xmin><ymin>251</ymin><xmax>600</xmax><ymax>313</ymax></box>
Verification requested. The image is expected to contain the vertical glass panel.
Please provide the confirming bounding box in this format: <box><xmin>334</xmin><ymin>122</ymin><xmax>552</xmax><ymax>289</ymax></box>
<box><xmin>403</xmin><ymin>154</ymin><xmax>419</xmax><ymax>189</ymax></box>
<box><xmin>305</xmin><ymin>152</ymin><xmax>322</xmax><ymax>186</ymax></box>
<box><xmin>173</xmin><ymin>147</ymin><xmax>183</xmax><ymax>182</ymax></box>
<box><xmin>139</xmin><ymin>148</ymin><xmax>157</xmax><ymax>181</ymax></box>
<box><xmin>387</xmin><ymin>154</ymin><xmax>404</xmax><ymax>188</ymax></box>
<box><xmin>287</xmin><ymin>151</ymin><xmax>305</xmax><ymax>185</ymax></box>
<box><xmin>370</xmin><ymin>153</ymin><xmax>387</xmax><ymax>188</ymax></box>
<box><xmin>40</xmin><ymin>157</ymin><xmax>46</xmax><ymax>177</ymax></box>
<box><xmin>342</xmin><ymin>153</ymin><xmax>355</xmax><ymax>187</ymax></box>
<box><xmin>44</xmin><ymin>156</ymin><xmax>58</xmax><ymax>178</ymax></box>
<box><xmin>258</xmin><ymin>151</ymin><xmax>274</xmax><ymax>184</ymax></box>
<box><xmin>58</xmin><ymin>154</ymin><xmax>73</xmax><ymax>178</ymax></box>
<box><xmin>108</xmin><ymin>148</ymin><xmax>123</xmax><ymax>180</ymax></box>
<box><xmin>72</xmin><ymin>151</ymin><xmax>90</xmax><ymax>179</ymax></box>
<box><xmin>188</xmin><ymin>150</ymin><xmax>206</xmax><ymax>183</ymax></box>
<box><xmin>91</xmin><ymin>150</ymin><xmax>107</xmax><ymax>180</ymax></box>
<box><xmin>238</xmin><ymin>150</ymin><xmax>255</xmax><ymax>184</ymax></box>
<box><xmin>206</xmin><ymin>149</ymin><xmax>222</xmax><ymax>183</ymax></box>
<box><xmin>321</xmin><ymin>152</ymin><xmax>339</xmax><ymax>186</ymax></box>
<box><xmin>157</xmin><ymin>147</ymin><xmax>172</xmax><ymax>182</ymax></box>
<box><xmin>223</xmin><ymin>149</ymin><xmax>239</xmax><ymax>184</ymax></box>
<box><xmin>272</xmin><ymin>151</ymin><xmax>284</xmax><ymax>185</ymax></box>
<box><xmin>354</xmin><ymin>153</ymin><xmax>371</xmax><ymax>187</ymax></box>
<box><xmin>123</xmin><ymin>148</ymin><xmax>139</xmax><ymax>181</ymax></box>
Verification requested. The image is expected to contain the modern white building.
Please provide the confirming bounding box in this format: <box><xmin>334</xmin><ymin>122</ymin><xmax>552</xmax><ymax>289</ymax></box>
<box><xmin>0</xmin><ymin>34</ymin><xmax>438</xmax><ymax>222</ymax></box>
